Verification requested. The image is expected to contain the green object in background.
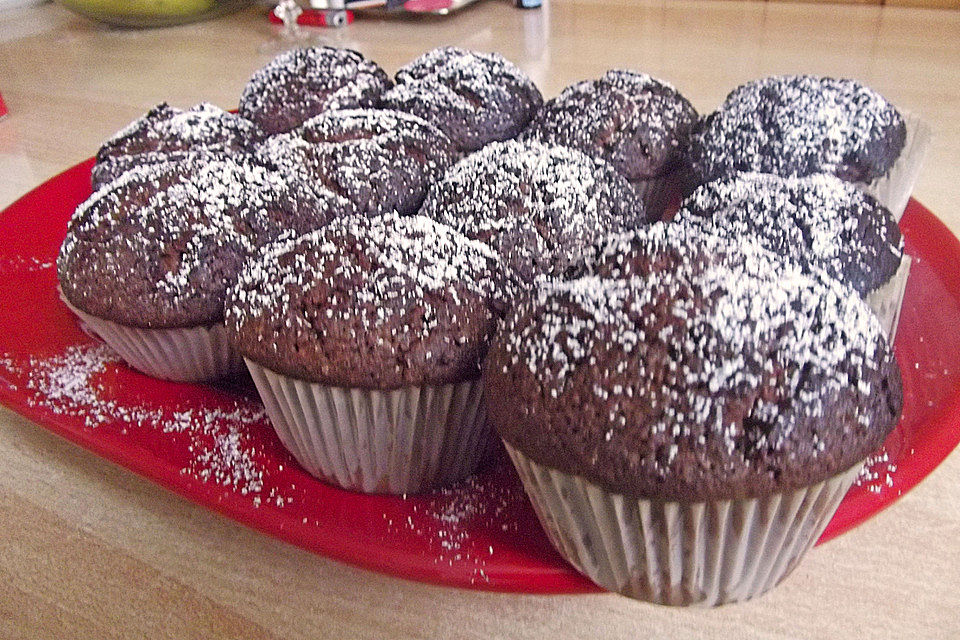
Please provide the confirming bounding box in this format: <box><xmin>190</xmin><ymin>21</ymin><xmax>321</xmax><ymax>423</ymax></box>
<box><xmin>56</xmin><ymin>0</ymin><xmax>251</xmax><ymax>27</ymax></box>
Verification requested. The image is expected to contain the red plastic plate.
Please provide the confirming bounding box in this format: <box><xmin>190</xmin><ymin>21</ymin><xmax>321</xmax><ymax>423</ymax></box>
<box><xmin>1</xmin><ymin>159</ymin><xmax>959</xmax><ymax>593</ymax></box>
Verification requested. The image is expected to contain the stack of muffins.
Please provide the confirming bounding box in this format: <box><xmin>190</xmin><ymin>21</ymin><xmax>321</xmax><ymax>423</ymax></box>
<box><xmin>57</xmin><ymin>45</ymin><xmax>928</xmax><ymax>606</ymax></box>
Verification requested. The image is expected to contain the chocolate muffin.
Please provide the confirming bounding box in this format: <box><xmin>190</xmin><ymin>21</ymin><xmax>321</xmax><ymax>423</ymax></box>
<box><xmin>58</xmin><ymin>157</ymin><xmax>348</xmax><ymax>381</ymax></box>
<box><xmin>228</xmin><ymin>214</ymin><xmax>506</xmax><ymax>493</ymax></box>
<box><xmin>61</xmin><ymin>158</ymin><xmax>344</xmax><ymax>329</ymax></box>
<box><xmin>491</xmin><ymin>223</ymin><xmax>901</xmax><ymax>500</ymax></box>
<box><xmin>689</xmin><ymin>75</ymin><xmax>907</xmax><ymax>188</ymax></box>
<box><xmin>379</xmin><ymin>46</ymin><xmax>543</xmax><ymax>153</ymax></box>
<box><xmin>228</xmin><ymin>214</ymin><xmax>504</xmax><ymax>388</ymax></box>
<box><xmin>522</xmin><ymin>70</ymin><xmax>698</xmax><ymax>217</ymax></box>
<box><xmin>676</xmin><ymin>172</ymin><xmax>903</xmax><ymax>297</ymax></box>
<box><xmin>419</xmin><ymin>140</ymin><xmax>648</xmax><ymax>283</ymax></box>
<box><xmin>256</xmin><ymin>109</ymin><xmax>457</xmax><ymax>217</ymax></box>
<box><xmin>91</xmin><ymin>102</ymin><xmax>259</xmax><ymax>189</ymax></box>
<box><xmin>488</xmin><ymin>223</ymin><xmax>902</xmax><ymax>604</ymax></box>
<box><xmin>239</xmin><ymin>46</ymin><xmax>392</xmax><ymax>136</ymax></box>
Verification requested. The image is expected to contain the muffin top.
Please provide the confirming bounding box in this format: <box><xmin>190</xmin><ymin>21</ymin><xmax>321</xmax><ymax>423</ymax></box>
<box><xmin>92</xmin><ymin>148</ymin><xmax>229</xmax><ymax>191</ymax></box>
<box><xmin>59</xmin><ymin>157</ymin><xmax>346</xmax><ymax>329</ymax></box>
<box><xmin>419</xmin><ymin>140</ymin><xmax>648</xmax><ymax>283</ymax></box>
<box><xmin>92</xmin><ymin>102</ymin><xmax>259</xmax><ymax>188</ymax></box>
<box><xmin>257</xmin><ymin>109</ymin><xmax>458</xmax><ymax>217</ymax></box>
<box><xmin>690</xmin><ymin>75</ymin><xmax>906</xmax><ymax>186</ymax></box>
<box><xmin>379</xmin><ymin>46</ymin><xmax>543</xmax><ymax>153</ymax></box>
<box><xmin>677</xmin><ymin>172</ymin><xmax>903</xmax><ymax>296</ymax></box>
<box><xmin>522</xmin><ymin>70</ymin><xmax>699</xmax><ymax>182</ymax></box>
<box><xmin>486</xmin><ymin>223</ymin><xmax>902</xmax><ymax>500</ymax></box>
<box><xmin>227</xmin><ymin>214</ymin><xmax>507</xmax><ymax>389</ymax></box>
<box><xmin>239</xmin><ymin>46</ymin><xmax>392</xmax><ymax>135</ymax></box>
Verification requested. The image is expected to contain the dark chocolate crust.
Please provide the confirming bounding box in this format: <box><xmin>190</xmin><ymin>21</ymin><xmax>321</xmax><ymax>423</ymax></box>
<box><xmin>227</xmin><ymin>215</ymin><xmax>506</xmax><ymax>389</ymax></box>
<box><xmin>677</xmin><ymin>172</ymin><xmax>903</xmax><ymax>296</ymax></box>
<box><xmin>92</xmin><ymin>148</ymin><xmax>232</xmax><ymax>191</ymax></box>
<box><xmin>59</xmin><ymin>158</ymin><xmax>349</xmax><ymax>329</ymax></box>
<box><xmin>689</xmin><ymin>75</ymin><xmax>907</xmax><ymax>186</ymax></box>
<box><xmin>486</xmin><ymin>223</ymin><xmax>902</xmax><ymax>501</ymax></box>
<box><xmin>256</xmin><ymin>109</ymin><xmax>458</xmax><ymax>217</ymax></box>
<box><xmin>379</xmin><ymin>46</ymin><xmax>543</xmax><ymax>153</ymax></box>
<box><xmin>239</xmin><ymin>46</ymin><xmax>392</xmax><ymax>136</ymax></box>
<box><xmin>92</xmin><ymin>103</ymin><xmax>260</xmax><ymax>189</ymax></box>
<box><xmin>419</xmin><ymin>140</ymin><xmax>648</xmax><ymax>283</ymax></box>
<box><xmin>522</xmin><ymin>70</ymin><xmax>699</xmax><ymax>182</ymax></box>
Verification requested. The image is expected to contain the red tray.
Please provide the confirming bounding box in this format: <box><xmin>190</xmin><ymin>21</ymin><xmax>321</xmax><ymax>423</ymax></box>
<box><xmin>1</xmin><ymin>158</ymin><xmax>959</xmax><ymax>593</ymax></box>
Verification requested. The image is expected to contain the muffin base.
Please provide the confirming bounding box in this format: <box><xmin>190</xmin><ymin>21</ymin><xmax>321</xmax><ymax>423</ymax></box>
<box><xmin>245</xmin><ymin>359</ymin><xmax>492</xmax><ymax>495</ymax></box>
<box><xmin>861</xmin><ymin>111</ymin><xmax>931</xmax><ymax>222</ymax></box>
<box><xmin>866</xmin><ymin>255</ymin><xmax>912</xmax><ymax>343</ymax></box>
<box><xmin>505</xmin><ymin>443</ymin><xmax>861</xmax><ymax>606</ymax></box>
<box><xmin>63</xmin><ymin>302</ymin><xmax>243</xmax><ymax>383</ymax></box>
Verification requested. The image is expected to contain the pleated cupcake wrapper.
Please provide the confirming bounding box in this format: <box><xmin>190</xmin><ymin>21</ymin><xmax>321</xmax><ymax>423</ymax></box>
<box><xmin>62</xmin><ymin>300</ymin><xmax>243</xmax><ymax>383</ymax></box>
<box><xmin>505</xmin><ymin>443</ymin><xmax>862</xmax><ymax>606</ymax></box>
<box><xmin>859</xmin><ymin>111</ymin><xmax>931</xmax><ymax>222</ymax></box>
<box><xmin>245</xmin><ymin>359</ymin><xmax>492</xmax><ymax>495</ymax></box>
<box><xmin>865</xmin><ymin>254</ymin><xmax>912</xmax><ymax>343</ymax></box>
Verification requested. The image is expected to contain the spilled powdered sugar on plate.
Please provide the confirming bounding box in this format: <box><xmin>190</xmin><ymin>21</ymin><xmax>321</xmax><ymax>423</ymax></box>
<box><xmin>0</xmin><ymin>256</ymin><xmax>54</xmax><ymax>276</ymax></box>
<box><xmin>855</xmin><ymin>448</ymin><xmax>899</xmax><ymax>495</ymax></box>
<box><xmin>382</xmin><ymin>470</ymin><xmax>526</xmax><ymax>584</ymax></box>
<box><xmin>0</xmin><ymin>342</ymin><xmax>270</xmax><ymax>498</ymax></box>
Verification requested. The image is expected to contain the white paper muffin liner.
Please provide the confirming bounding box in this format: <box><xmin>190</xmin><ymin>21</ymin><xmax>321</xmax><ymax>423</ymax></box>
<box><xmin>865</xmin><ymin>254</ymin><xmax>912</xmax><ymax>343</ymax></box>
<box><xmin>62</xmin><ymin>302</ymin><xmax>244</xmax><ymax>383</ymax></box>
<box><xmin>859</xmin><ymin>111</ymin><xmax>931</xmax><ymax>222</ymax></box>
<box><xmin>505</xmin><ymin>442</ymin><xmax>862</xmax><ymax>606</ymax></box>
<box><xmin>245</xmin><ymin>359</ymin><xmax>492</xmax><ymax>494</ymax></box>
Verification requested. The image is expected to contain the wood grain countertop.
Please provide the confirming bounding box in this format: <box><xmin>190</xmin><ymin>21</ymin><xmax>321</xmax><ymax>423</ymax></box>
<box><xmin>0</xmin><ymin>2</ymin><xmax>958</xmax><ymax>638</ymax></box>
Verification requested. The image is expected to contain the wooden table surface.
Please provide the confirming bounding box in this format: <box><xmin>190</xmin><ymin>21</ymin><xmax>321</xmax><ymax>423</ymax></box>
<box><xmin>1</xmin><ymin>1</ymin><xmax>959</xmax><ymax>638</ymax></box>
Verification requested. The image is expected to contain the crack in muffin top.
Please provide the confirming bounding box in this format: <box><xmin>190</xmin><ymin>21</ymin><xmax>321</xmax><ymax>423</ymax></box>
<box><xmin>689</xmin><ymin>75</ymin><xmax>906</xmax><ymax>186</ymax></box>
<box><xmin>419</xmin><ymin>140</ymin><xmax>648</xmax><ymax>284</ymax></box>
<box><xmin>379</xmin><ymin>46</ymin><xmax>543</xmax><ymax>152</ymax></box>
<box><xmin>256</xmin><ymin>108</ymin><xmax>457</xmax><ymax>217</ymax></box>
<box><xmin>239</xmin><ymin>46</ymin><xmax>392</xmax><ymax>135</ymax></box>
<box><xmin>92</xmin><ymin>102</ymin><xmax>260</xmax><ymax>189</ymax></box>
<box><xmin>486</xmin><ymin>222</ymin><xmax>902</xmax><ymax>500</ymax></box>
<box><xmin>227</xmin><ymin>214</ymin><xmax>510</xmax><ymax>388</ymax></box>
<box><xmin>677</xmin><ymin>172</ymin><xmax>903</xmax><ymax>296</ymax></box>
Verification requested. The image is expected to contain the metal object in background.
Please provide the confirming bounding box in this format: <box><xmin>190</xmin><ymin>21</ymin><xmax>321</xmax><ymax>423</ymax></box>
<box><xmin>307</xmin><ymin>0</ymin><xmax>351</xmax><ymax>27</ymax></box>
<box><xmin>269</xmin><ymin>0</ymin><xmax>541</xmax><ymax>27</ymax></box>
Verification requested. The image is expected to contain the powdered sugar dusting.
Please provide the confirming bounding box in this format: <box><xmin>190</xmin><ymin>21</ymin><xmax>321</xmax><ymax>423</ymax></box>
<box><xmin>256</xmin><ymin>108</ymin><xmax>455</xmax><ymax>217</ymax></box>
<box><xmin>231</xmin><ymin>213</ymin><xmax>501</xmax><ymax>333</ymax></box>
<box><xmin>691</xmin><ymin>75</ymin><xmax>906</xmax><ymax>184</ymax></box>
<box><xmin>0</xmin><ymin>256</ymin><xmax>54</xmax><ymax>276</ymax></box>
<box><xmin>380</xmin><ymin>46</ymin><xmax>542</xmax><ymax>152</ymax></box>
<box><xmin>855</xmin><ymin>448</ymin><xmax>898</xmax><ymax>495</ymax></box>
<box><xmin>419</xmin><ymin>140</ymin><xmax>647</xmax><ymax>281</ymax></box>
<box><xmin>522</xmin><ymin>69</ymin><xmax>698</xmax><ymax>181</ymax></box>
<box><xmin>678</xmin><ymin>172</ymin><xmax>903</xmax><ymax>296</ymax></box>
<box><xmin>59</xmin><ymin>157</ymin><xmax>331</xmax><ymax>327</ymax></box>
<box><xmin>381</xmin><ymin>470</ymin><xmax>525</xmax><ymax>584</ymax></box>
<box><xmin>1</xmin><ymin>343</ymin><xmax>270</xmax><ymax>497</ymax></box>
<box><xmin>239</xmin><ymin>46</ymin><xmax>392</xmax><ymax>135</ymax></box>
<box><xmin>97</xmin><ymin>102</ymin><xmax>258</xmax><ymax>162</ymax></box>
<box><xmin>495</xmin><ymin>222</ymin><xmax>897</xmax><ymax>487</ymax></box>
<box><xmin>227</xmin><ymin>214</ymin><xmax>507</xmax><ymax>385</ymax></box>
